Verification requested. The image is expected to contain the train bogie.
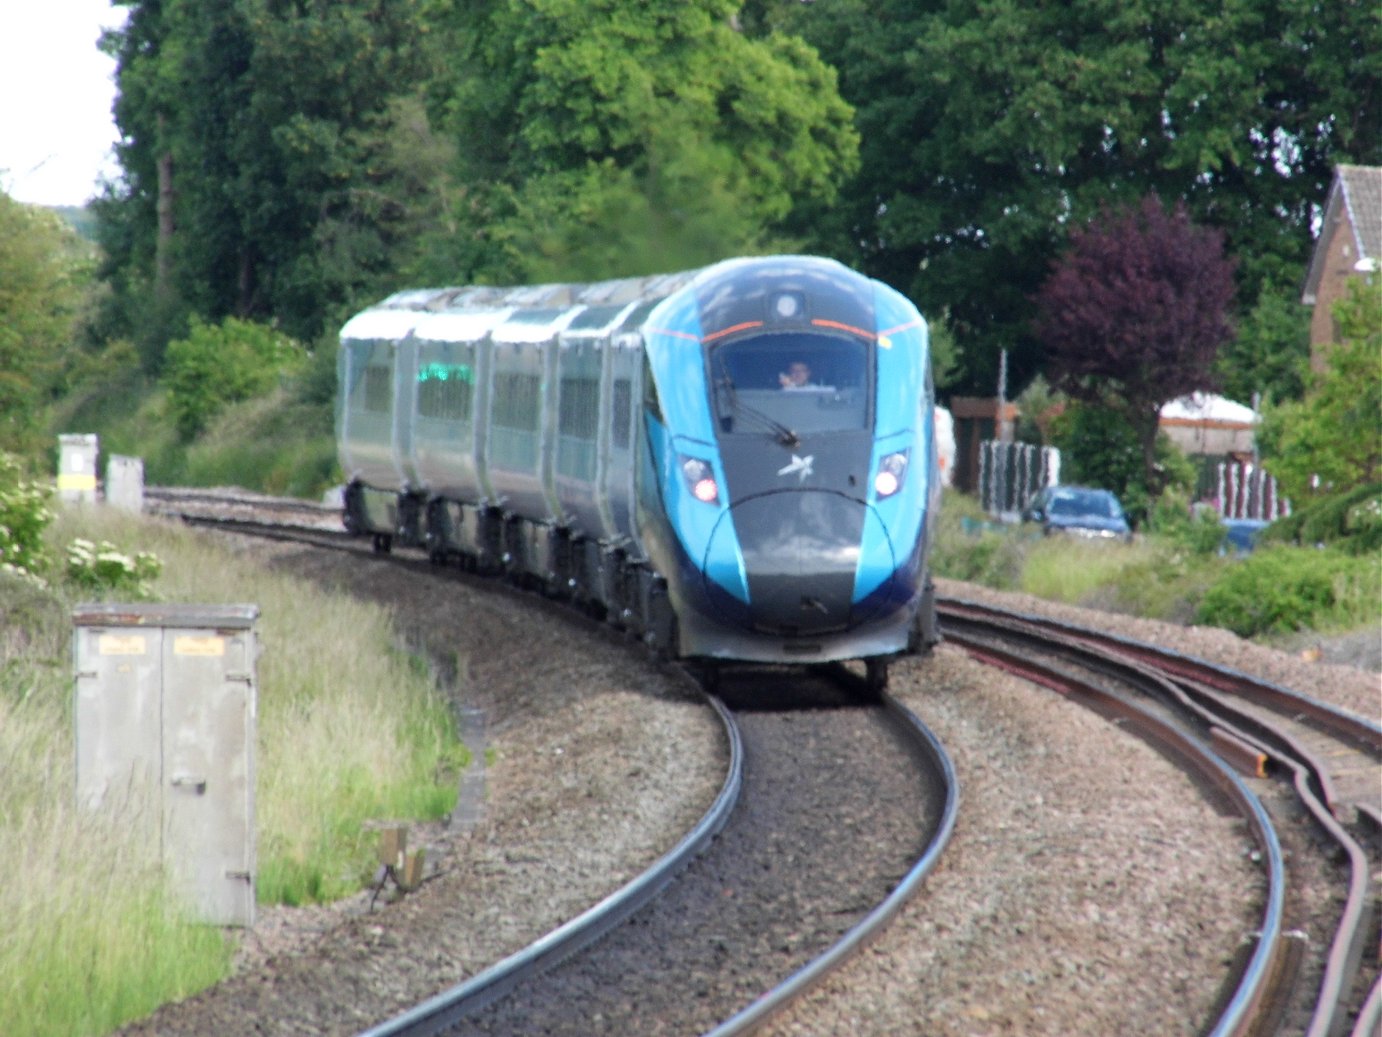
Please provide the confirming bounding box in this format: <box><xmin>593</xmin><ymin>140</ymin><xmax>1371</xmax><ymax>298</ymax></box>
<box><xmin>337</xmin><ymin>256</ymin><xmax>941</xmax><ymax>674</ymax></box>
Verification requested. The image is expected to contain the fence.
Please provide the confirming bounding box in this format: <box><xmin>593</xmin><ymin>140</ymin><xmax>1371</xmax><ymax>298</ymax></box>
<box><xmin>1216</xmin><ymin>461</ymin><xmax>1290</xmax><ymax>520</ymax></box>
<box><xmin>978</xmin><ymin>440</ymin><xmax>1060</xmax><ymax>518</ymax></box>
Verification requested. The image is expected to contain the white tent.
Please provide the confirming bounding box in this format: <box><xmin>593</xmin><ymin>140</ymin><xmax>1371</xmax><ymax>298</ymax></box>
<box><xmin>1159</xmin><ymin>392</ymin><xmax>1257</xmax><ymax>456</ymax></box>
<box><xmin>1159</xmin><ymin>392</ymin><xmax>1257</xmax><ymax>426</ymax></box>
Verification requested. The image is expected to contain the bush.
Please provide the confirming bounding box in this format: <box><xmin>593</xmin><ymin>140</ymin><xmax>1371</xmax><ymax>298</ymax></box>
<box><xmin>1264</xmin><ymin>482</ymin><xmax>1382</xmax><ymax>556</ymax></box>
<box><xmin>64</xmin><ymin>538</ymin><xmax>161</xmax><ymax>599</ymax></box>
<box><xmin>163</xmin><ymin>317</ymin><xmax>307</xmax><ymax>440</ymax></box>
<box><xmin>1144</xmin><ymin>488</ymin><xmax>1227</xmax><ymax>555</ymax></box>
<box><xmin>930</xmin><ymin>491</ymin><xmax>1027</xmax><ymax>589</ymax></box>
<box><xmin>1194</xmin><ymin>545</ymin><xmax>1381</xmax><ymax>637</ymax></box>
<box><xmin>0</xmin><ymin>453</ymin><xmax>53</xmax><ymax>583</ymax></box>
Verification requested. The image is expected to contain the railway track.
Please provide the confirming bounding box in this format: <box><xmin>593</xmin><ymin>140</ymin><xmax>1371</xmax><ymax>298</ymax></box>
<box><xmin>364</xmin><ymin>668</ymin><xmax>957</xmax><ymax>1037</ymax></box>
<box><xmin>940</xmin><ymin>599</ymin><xmax>1381</xmax><ymax>1037</ymax></box>
<box><xmin>144</xmin><ymin>489</ymin><xmax>960</xmax><ymax>1033</ymax></box>
<box><xmin>142</xmin><ymin>489</ymin><xmax>1379</xmax><ymax>1035</ymax></box>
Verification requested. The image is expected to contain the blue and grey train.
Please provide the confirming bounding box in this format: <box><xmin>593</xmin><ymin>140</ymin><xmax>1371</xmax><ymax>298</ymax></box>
<box><xmin>337</xmin><ymin>255</ymin><xmax>941</xmax><ymax>687</ymax></box>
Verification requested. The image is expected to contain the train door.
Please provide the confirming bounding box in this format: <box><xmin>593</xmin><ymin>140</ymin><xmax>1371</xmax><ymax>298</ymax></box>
<box><xmin>602</xmin><ymin>333</ymin><xmax>642</xmax><ymax>545</ymax></box>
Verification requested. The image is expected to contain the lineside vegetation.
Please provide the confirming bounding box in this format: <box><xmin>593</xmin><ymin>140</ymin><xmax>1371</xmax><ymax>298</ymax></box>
<box><xmin>0</xmin><ymin>502</ymin><xmax>463</xmax><ymax>1037</ymax></box>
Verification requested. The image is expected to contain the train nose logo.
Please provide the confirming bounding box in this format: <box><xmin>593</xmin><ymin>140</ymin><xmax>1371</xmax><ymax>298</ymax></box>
<box><xmin>777</xmin><ymin>454</ymin><xmax>814</xmax><ymax>483</ymax></box>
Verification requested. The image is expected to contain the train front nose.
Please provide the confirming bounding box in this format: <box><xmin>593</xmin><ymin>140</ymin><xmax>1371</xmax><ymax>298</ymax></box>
<box><xmin>710</xmin><ymin>490</ymin><xmax>893</xmax><ymax>635</ymax></box>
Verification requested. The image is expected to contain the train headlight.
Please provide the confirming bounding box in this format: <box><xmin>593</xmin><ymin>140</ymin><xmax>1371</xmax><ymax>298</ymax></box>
<box><xmin>874</xmin><ymin>450</ymin><xmax>909</xmax><ymax>499</ymax></box>
<box><xmin>680</xmin><ymin>456</ymin><xmax>720</xmax><ymax>505</ymax></box>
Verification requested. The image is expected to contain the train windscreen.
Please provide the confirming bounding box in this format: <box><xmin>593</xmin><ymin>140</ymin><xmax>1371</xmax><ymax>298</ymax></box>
<box><xmin>709</xmin><ymin>332</ymin><xmax>870</xmax><ymax>435</ymax></box>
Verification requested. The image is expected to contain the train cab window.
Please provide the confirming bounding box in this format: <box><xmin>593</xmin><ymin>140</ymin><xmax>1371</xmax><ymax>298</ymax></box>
<box><xmin>642</xmin><ymin>356</ymin><xmax>664</xmax><ymax>423</ymax></box>
<box><xmin>710</xmin><ymin>332</ymin><xmax>870</xmax><ymax>434</ymax></box>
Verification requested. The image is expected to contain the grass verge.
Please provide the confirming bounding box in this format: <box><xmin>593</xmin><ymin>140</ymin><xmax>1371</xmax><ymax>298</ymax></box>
<box><xmin>1</xmin><ymin>506</ymin><xmax>463</xmax><ymax>1036</ymax></box>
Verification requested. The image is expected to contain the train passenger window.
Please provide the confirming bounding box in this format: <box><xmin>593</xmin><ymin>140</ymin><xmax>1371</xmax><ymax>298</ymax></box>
<box><xmin>612</xmin><ymin>378</ymin><xmax>632</xmax><ymax>449</ymax></box>
<box><xmin>363</xmin><ymin>366</ymin><xmax>391</xmax><ymax>413</ymax></box>
<box><xmin>493</xmin><ymin>372</ymin><xmax>541</xmax><ymax>430</ymax></box>
<box><xmin>559</xmin><ymin>377</ymin><xmax>600</xmax><ymax>439</ymax></box>
<box><xmin>417</xmin><ymin>362</ymin><xmax>474</xmax><ymax>421</ymax></box>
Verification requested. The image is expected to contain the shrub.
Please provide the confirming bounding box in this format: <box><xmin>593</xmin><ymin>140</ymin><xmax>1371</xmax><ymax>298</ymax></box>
<box><xmin>1264</xmin><ymin>482</ymin><xmax>1382</xmax><ymax>556</ymax></box>
<box><xmin>930</xmin><ymin>491</ymin><xmax>1026</xmax><ymax>589</ymax></box>
<box><xmin>0</xmin><ymin>452</ymin><xmax>53</xmax><ymax>583</ymax></box>
<box><xmin>1145</xmin><ymin>488</ymin><xmax>1227</xmax><ymax>555</ymax></box>
<box><xmin>163</xmin><ymin>317</ymin><xmax>307</xmax><ymax>439</ymax></box>
<box><xmin>64</xmin><ymin>538</ymin><xmax>162</xmax><ymax>599</ymax></box>
<box><xmin>1194</xmin><ymin>545</ymin><xmax>1381</xmax><ymax>637</ymax></box>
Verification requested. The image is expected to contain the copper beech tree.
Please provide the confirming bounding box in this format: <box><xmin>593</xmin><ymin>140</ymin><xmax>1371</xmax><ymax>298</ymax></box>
<box><xmin>1034</xmin><ymin>194</ymin><xmax>1237</xmax><ymax>496</ymax></box>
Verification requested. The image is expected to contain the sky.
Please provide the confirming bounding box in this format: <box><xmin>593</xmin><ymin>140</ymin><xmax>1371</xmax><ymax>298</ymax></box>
<box><xmin>1</xmin><ymin>1</ymin><xmax>128</xmax><ymax>207</ymax></box>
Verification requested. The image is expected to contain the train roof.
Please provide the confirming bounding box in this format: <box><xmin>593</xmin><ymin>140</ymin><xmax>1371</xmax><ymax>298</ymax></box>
<box><xmin>341</xmin><ymin>256</ymin><xmax>903</xmax><ymax>344</ymax></box>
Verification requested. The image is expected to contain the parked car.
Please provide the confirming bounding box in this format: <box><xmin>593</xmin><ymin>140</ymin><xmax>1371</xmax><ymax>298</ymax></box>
<box><xmin>1221</xmin><ymin>517</ymin><xmax>1270</xmax><ymax>554</ymax></box>
<box><xmin>1022</xmin><ymin>485</ymin><xmax>1132</xmax><ymax>541</ymax></box>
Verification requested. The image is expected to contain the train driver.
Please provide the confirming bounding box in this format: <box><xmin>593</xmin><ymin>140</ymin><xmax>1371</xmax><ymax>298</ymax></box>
<box><xmin>779</xmin><ymin>360</ymin><xmax>814</xmax><ymax>389</ymax></box>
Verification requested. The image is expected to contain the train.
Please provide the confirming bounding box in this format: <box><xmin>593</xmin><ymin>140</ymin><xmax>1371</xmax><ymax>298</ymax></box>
<box><xmin>336</xmin><ymin>255</ymin><xmax>941</xmax><ymax>689</ymax></box>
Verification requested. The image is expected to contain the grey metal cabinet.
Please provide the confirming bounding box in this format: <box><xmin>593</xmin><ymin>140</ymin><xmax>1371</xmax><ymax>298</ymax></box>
<box><xmin>73</xmin><ymin>603</ymin><xmax>258</xmax><ymax>927</ymax></box>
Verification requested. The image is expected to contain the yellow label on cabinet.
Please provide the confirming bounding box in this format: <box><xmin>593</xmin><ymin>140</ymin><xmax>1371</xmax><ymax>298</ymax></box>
<box><xmin>98</xmin><ymin>633</ymin><xmax>147</xmax><ymax>656</ymax></box>
<box><xmin>174</xmin><ymin>635</ymin><xmax>225</xmax><ymax>657</ymax></box>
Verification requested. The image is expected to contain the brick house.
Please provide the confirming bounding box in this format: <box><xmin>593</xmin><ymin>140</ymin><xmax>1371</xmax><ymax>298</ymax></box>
<box><xmin>1301</xmin><ymin>164</ymin><xmax>1381</xmax><ymax>366</ymax></box>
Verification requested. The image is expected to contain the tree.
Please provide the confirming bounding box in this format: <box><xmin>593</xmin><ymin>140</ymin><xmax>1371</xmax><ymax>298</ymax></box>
<box><xmin>96</xmin><ymin>0</ymin><xmax>443</xmax><ymax>359</ymax></box>
<box><xmin>770</xmin><ymin>0</ymin><xmax>1381</xmax><ymax>395</ymax></box>
<box><xmin>1259</xmin><ymin>278</ymin><xmax>1382</xmax><ymax>501</ymax></box>
<box><xmin>1033</xmin><ymin>194</ymin><xmax>1236</xmax><ymax>497</ymax></box>
<box><xmin>426</xmin><ymin>0</ymin><xmax>859</xmax><ymax>283</ymax></box>
<box><xmin>1214</xmin><ymin>285</ymin><xmax>1310</xmax><ymax>407</ymax></box>
<box><xmin>0</xmin><ymin>194</ymin><xmax>92</xmax><ymax>454</ymax></box>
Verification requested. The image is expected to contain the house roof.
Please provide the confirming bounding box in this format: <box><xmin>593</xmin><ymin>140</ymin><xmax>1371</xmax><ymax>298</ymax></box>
<box><xmin>1302</xmin><ymin>164</ymin><xmax>1382</xmax><ymax>304</ymax></box>
<box><xmin>1159</xmin><ymin>392</ymin><xmax>1257</xmax><ymax>427</ymax></box>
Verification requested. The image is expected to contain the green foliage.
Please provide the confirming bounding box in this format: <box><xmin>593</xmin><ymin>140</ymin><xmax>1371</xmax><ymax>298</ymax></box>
<box><xmin>778</xmin><ymin>0</ymin><xmax>1381</xmax><ymax>397</ymax></box>
<box><xmin>98</xmin><ymin>0</ymin><xmax>443</xmax><ymax>353</ymax></box>
<box><xmin>1215</xmin><ymin>285</ymin><xmax>1310</xmax><ymax>406</ymax></box>
<box><xmin>0</xmin><ymin>195</ymin><xmax>94</xmax><ymax>453</ymax></box>
<box><xmin>385</xmin><ymin>0</ymin><xmax>859</xmax><ymax>283</ymax></box>
<box><xmin>1259</xmin><ymin>279</ymin><xmax>1382</xmax><ymax>501</ymax></box>
<box><xmin>1264</xmin><ymin>483</ymin><xmax>1382</xmax><ymax>556</ymax></box>
<box><xmin>1144</xmin><ymin>489</ymin><xmax>1230</xmax><ymax>556</ymax></box>
<box><xmin>1195</xmin><ymin>545</ymin><xmax>1381</xmax><ymax>637</ymax></box>
<box><xmin>0</xmin><ymin>453</ymin><xmax>54</xmax><ymax>582</ymax></box>
<box><xmin>1019</xmin><ymin>537</ymin><xmax>1144</xmax><ymax>606</ymax></box>
<box><xmin>1049</xmin><ymin>403</ymin><xmax>1197</xmax><ymax>523</ymax></box>
<box><xmin>163</xmin><ymin>317</ymin><xmax>307</xmax><ymax>440</ymax></box>
<box><xmin>930</xmin><ymin>491</ymin><xmax>1025</xmax><ymax>589</ymax></box>
<box><xmin>181</xmin><ymin>385</ymin><xmax>338</xmax><ymax>497</ymax></box>
<box><xmin>64</xmin><ymin>539</ymin><xmax>162</xmax><ymax>599</ymax></box>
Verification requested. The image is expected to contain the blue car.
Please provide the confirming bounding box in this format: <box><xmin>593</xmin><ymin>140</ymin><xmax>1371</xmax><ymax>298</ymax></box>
<box><xmin>1021</xmin><ymin>485</ymin><xmax>1132</xmax><ymax>541</ymax></box>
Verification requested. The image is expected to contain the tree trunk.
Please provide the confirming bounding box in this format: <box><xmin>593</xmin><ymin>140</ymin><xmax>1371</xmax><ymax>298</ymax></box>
<box><xmin>155</xmin><ymin>114</ymin><xmax>174</xmax><ymax>301</ymax></box>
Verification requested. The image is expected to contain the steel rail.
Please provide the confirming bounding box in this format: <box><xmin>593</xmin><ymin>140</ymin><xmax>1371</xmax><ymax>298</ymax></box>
<box><xmin>146</xmin><ymin>485</ymin><xmax>340</xmax><ymax>515</ymax></box>
<box><xmin>356</xmin><ymin>690</ymin><xmax>744</xmax><ymax>1037</ymax></box>
<box><xmin>941</xmin><ymin>622</ymin><xmax>1288</xmax><ymax>1037</ymax></box>
<box><xmin>700</xmin><ymin>688</ymin><xmax>960</xmax><ymax>1037</ymax></box>
<box><xmin>939</xmin><ymin>598</ymin><xmax>1382</xmax><ymax>755</ymax></box>
<box><xmin>941</xmin><ymin>598</ymin><xmax>1381</xmax><ymax>1037</ymax></box>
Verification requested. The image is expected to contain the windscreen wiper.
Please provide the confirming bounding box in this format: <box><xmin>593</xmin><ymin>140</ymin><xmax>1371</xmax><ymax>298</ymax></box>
<box><xmin>714</xmin><ymin>363</ymin><xmax>799</xmax><ymax>448</ymax></box>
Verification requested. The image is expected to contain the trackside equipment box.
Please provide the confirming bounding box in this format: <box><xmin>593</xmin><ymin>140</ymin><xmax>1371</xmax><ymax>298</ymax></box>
<box><xmin>73</xmin><ymin>603</ymin><xmax>259</xmax><ymax>927</ymax></box>
<box><xmin>58</xmin><ymin>433</ymin><xmax>99</xmax><ymax>504</ymax></box>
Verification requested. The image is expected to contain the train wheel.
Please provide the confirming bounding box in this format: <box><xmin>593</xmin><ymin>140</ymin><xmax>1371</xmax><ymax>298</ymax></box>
<box><xmin>864</xmin><ymin>657</ymin><xmax>889</xmax><ymax>695</ymax></box>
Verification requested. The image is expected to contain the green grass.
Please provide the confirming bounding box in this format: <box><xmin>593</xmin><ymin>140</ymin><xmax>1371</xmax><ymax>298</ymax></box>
<box><xmin>1017</xmin><ymin>537</ymin><xmax>1149</xmax><ymax>604</ymax></box>
<box><xmin>933</xmin><ymin>489</ymin><xmax>1380</xmax><ymax>636</ymax></box>
<box><xmin>1</xmin><ymin>506</ymin><xmax>465</xmax><ymax>1036</ymax></box>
